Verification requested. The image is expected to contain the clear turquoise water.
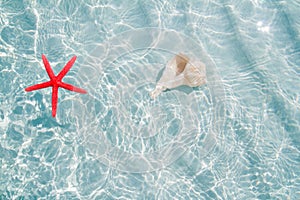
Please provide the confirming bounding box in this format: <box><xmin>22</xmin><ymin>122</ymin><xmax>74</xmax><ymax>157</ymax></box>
<box><xmin>0</xmin><ymin>0</ymin><xmax>299</xmax><ymax>199</ymax></box>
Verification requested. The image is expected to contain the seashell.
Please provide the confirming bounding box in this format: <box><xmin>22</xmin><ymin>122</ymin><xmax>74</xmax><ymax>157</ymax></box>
<box><xmin>150</xmin><ymin>53</ymin><xmax>206</xmax><ymax>98</ymax></box>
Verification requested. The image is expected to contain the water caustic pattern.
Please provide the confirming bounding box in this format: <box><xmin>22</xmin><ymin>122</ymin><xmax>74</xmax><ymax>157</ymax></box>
<box><xmin>0</xmin><ymin>0</ymin><xmax>300</xmax><ymax>199</ymax></box>
<box><xmin>79</xmin><ymin>29</ymin><xmax>223</xmax><ymax>173</ymax></box>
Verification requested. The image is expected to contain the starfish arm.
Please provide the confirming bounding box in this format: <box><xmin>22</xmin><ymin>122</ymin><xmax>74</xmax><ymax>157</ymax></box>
<box><xmin>57</xmin><ymin>56</ymin><xmax>77</xmax><ymax>81</ymax></box>
<box><xmin>42</xmin><ymin>54</ymin><xmax>56</xmax><ymax>80</ymax></box>
<box><xmin>59</xmin><ymin>82</ymin><xmax>87</xmax><ymax>94</ymax></box>
<box><xmin>25</xmin><ymin>81</ymin><xmax>52</xmax><ymax>92</ymax></box>
<box><xmin>52</xmin><ymin>86</ymin><xmax>59</xmax><ymax>117</ymax></box>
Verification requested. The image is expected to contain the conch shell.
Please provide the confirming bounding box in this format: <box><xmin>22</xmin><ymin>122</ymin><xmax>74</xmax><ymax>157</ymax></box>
<box><xmin>150</xmin><ymin>53</ymin><xmax>207</xmax><ymax>98</ymax></box>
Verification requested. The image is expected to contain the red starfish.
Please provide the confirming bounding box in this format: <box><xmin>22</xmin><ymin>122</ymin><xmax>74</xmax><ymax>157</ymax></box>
<box><xmin>25</xmin><ymin>54</ymin><xmax>87</xmax><ymax>117</ymax></box>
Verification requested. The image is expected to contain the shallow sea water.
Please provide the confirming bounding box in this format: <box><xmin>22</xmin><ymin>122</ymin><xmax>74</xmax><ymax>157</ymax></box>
<box><xmin>0</xmin><ymin>0</ymin><xmax>300</xmax><ymax>199</ymax></box>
